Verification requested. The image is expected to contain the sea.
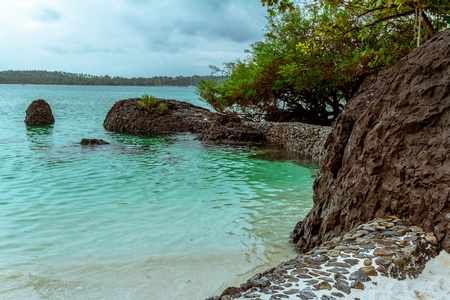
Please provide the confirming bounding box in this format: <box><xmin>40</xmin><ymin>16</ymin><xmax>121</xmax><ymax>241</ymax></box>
<box><xmin>0</xmin><ymin>84</ymin><xmax>318</xmax><ymax>299</ymax></box>
<box><xmin>1</xmin><ymin>84</ymin><xmax>448</xmax><ymax>300</ymax></box>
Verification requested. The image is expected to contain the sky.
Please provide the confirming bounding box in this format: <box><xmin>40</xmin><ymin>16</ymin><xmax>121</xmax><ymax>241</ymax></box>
<box><xmin>0</xmin><ymin>0</ymin><xmax>268</xmax><ymax>77</ymax></box>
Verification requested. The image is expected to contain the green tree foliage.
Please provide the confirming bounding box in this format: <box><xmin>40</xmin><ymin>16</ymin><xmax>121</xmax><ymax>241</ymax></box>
<box><xmin>261</xmin><ymin>0</ymin><xmax>295</xmax><ymax>15</ymax></box>
<box><xmin>197</xmin><ymin>1</ymin><xmax>449</xmax><ymax>124</ymax></box>
<box><xmin>0</xmin><ymin>70</ymin><xmax>223</xmax><ymax>87</ymax></box>
<box><xmin>304</xmin><ymin>0</ymin><xmax>450</xmax><ymax>68</ymax></box>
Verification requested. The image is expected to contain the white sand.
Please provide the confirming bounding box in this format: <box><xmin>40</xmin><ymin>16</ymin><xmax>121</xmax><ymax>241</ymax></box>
<box><xmin>349</xmin><ymin>251</ymin><xmax>450</xmax><ymax>300</ymax></box>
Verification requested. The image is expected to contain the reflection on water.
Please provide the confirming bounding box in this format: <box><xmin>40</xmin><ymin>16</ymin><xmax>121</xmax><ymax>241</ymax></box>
<box><xmin>26</xmin><ymin>125</ymin><xmax>54</xmax><ymax>148</ymax></box>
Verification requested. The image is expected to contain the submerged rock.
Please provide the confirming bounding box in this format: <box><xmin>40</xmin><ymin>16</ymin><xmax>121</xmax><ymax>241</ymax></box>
<box><xmin>292</xmin><ymin>30</ymin><xmax>450</xmax><ymax>253</ymax></box>
<box><xmin>80</xmin><ymin>139</ymin><xmax>110</xmax><ymax>145</ymax></box>
<box><xmin>25</xmin><ymin>99</ymin><xmax>55</xmax><ymax>126</ymax></box>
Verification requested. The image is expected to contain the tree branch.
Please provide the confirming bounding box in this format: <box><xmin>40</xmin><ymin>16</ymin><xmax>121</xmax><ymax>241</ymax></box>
<box><xmin>421</xmin><ymin>11</ymin><xmax>436</xmax><ymax>36</ymax></box>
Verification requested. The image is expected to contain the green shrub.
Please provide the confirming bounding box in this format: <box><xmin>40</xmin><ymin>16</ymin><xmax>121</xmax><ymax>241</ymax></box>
<box><xmin>138</xmin><ymin>94</ymin><xmax>168</xmax><ymax>115</ymax></box>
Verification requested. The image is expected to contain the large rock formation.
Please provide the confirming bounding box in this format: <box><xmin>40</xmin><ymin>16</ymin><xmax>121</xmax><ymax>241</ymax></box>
<box><xmin>103</xmin><ymin>98</ymin><xmax>265</xmax><ymax>144</ymax></box>
<box><xmin>24</xmin><ymin>99</ymin><xmax>55</xmax><ymax>126</ymax></box>
<box><xmin>292</xmin><ymin>31</ymin><xmax>450</xmax><ymax>253</ymax></box>
<box><xmin>103</xmin><ymin>98</ymin><xmax>215</xmax><ymax>134</ymax></box>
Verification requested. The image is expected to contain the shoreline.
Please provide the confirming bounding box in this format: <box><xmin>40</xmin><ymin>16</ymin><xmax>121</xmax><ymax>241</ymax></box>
<box><xmin>208</xmin><ymin>217</ymin><xmax>442</xmax><ymax>299</ymax></box>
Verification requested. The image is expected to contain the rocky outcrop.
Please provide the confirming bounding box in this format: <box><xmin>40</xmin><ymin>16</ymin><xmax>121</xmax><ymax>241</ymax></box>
<box><xmin>248</xmin><ymin>122</ymin><xmax>331</xmax><ymax>162</ymax></box>
<box><xmin>103</xmin><ymin>98</ymin><xmax>331</xmax><ymax>155</ymax></box>
<box><xmin>24</xmin><ymin>99</ymin><xmax>55</xmax><ymax>126</ymax></box>
<box><xmin>197</xmin><ymin>115</ymin><xmax>265</xmax><ymax>144</ymax></box>
<box><xmin>103</xmin><ymin>98</ymin><xmax>216</xmax><ymax>135</ymax></box>
<box><xmin>292</xmin><ymin>31</ymin><xmax>450</xmax><ymax>253</ymax></box>
<box><xmin>80</xmin><ymin>139</ymin><xmax>110</xmax><ymax>145</ymax></box>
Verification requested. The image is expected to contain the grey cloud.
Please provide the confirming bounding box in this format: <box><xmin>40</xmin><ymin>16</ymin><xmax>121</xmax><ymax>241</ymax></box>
<box><xmin>121</xmin><ymin>0</ymin><xmax>266</xmax><ymax>53</ymax></box>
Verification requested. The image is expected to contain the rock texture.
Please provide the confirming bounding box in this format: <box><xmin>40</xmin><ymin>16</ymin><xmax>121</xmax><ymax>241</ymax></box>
<box><xmin>80</xmin><ymin>139</ymin><xmax>110</xmax><ymax>145</ymax></box>
<box><xmin>103</xmin><ymin>98</ymin><xmax>331</xmax><ymax>156</ymax></box>
<box><xmin>197</xmin><ymin>115</ymin><xmax>265</xmax><ymax>144</ymax></box>
<box><xmin>292</xmin><ymin>31</ymin><xmax>450</xmax><ymax>253</ymax></box>
<box><xmin>24</xmin><ymin>99</ymin><xmax>55</xmax><ymax>126</ymax></box>
<box><xmin>103</xmin><ymin>98</ymin><xmax>216</xmax><ymax>134</ymax></box>
<box><xmin>208</xmin><ymin>217</ymin><xmax>438</xmax><ymax>300</ymax></box>
<box><xmin>248</xmin><ymin>122</ymin><xmax>331</xmax><ymax>162</ymax></box>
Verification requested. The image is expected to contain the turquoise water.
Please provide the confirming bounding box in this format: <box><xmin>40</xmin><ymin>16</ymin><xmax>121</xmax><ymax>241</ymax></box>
<box><xmin>0</xmin><ymin>85</ymin><xmax>318</xmax><ymax>299</ymax></box>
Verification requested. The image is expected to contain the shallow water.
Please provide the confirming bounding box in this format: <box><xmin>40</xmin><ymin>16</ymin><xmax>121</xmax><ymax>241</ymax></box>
<box><xmin>0</xmin><ymin>85</ymin><xmax>318</xmax><ymax>299</ymax></box>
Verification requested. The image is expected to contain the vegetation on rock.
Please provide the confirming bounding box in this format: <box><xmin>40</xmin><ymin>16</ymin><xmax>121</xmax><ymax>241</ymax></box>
<box><xmin>138</xmin><ymin>94</ymin><xmax>168</xmax><ymax>115</ymax></box>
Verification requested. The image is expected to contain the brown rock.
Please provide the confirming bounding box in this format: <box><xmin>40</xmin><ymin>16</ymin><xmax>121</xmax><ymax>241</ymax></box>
<box><xmin>364</xmin><ymin>259</ymin><xmax>372</xmax><ymax>266</ymax></box>
<box><xmin>25</xmin><ymin>99</ymin><xmax>55</xmax><ymax>126</ymax></box>
<box><xmin>292</xmin><ymin>31</ymin><xmax>450</xmax><ymax>253</ymax></box>
<box><xmin>411</xmin><ymin>226</ymin><xmax>424</xmax><ymax>232</ymax></box>
<box><xmin>373</xmin><ymin>248</ymin><xmax>394</xmax><ymax>256</ymax></box>
<box><xmin>359</xmin><ymin>266</ymin><xmax>378</xmax><ymax>276</ymax></box>
<box><xmin>397</xmin><ymin>230</ymin><xmax>407</xmax><ymax>236</ymax></box>
<box><xmin>425</xmin><ymin>233</ymin><xmax>438</xmax><ymax>245</ymax></box>
<box><xmin>314</xmin><ymin>281</ymin><xmax>332</xmax><ymax>290</ymax></box>
<box><xmin>351</xmin><ymin>281</ymin><xmax>365</xmax><ymax>290</ymax></box>
<box><xmin>103</xmin><ymin>98</ymin><xmax>215</xmax><ymax>134</ymax></box>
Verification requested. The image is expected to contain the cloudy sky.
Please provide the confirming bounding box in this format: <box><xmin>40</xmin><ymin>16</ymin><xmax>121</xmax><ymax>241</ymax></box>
<box><xmin>0</xmin><ymin>0</ymin><xmax>268</xmax><ymax>77</ymax></box>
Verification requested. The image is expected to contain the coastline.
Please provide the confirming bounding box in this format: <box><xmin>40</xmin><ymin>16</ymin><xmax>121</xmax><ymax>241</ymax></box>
<box><xmin>209</xmin><ymin>217</ymin><xmax>443</xmax><ymax>299</ymax></box>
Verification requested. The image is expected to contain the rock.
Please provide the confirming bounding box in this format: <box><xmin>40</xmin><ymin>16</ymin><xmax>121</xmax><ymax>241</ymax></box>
<box><xmin>359</xmin><ymin>266</ymin><xmax>377</xmax><ymax>276</ymax></box>
<box><xmin>350</xmin><ymin>281</ymin><xmax>365</xmax><ymax>290</ymax></box>
<box><xmin>292</xmin><ymin>30</ymin><xmax>450</xmax><ymax>253</ymax></box>
<box><xmin>283</xmin><ymin>288</ymin><xmax>299</xmax><ymax>295</ymax></box>
<box><xmin>411</xmin><ymin>226</ymin><xmax>424</xmax><ymax>232</ymax></box>
<box><xmin>220</xmin><ymin>287</ymin><xmax>242</xmax><ymax>298</ymax></box>
<box><xmin>349</xmin><ymin>271</ymin><xmax>370</xmax><ymax>282</ymax></box>
<box><xmin>321</xmin><ymin>296</ymin><xmax>337</xmax><ymax>300</ymax></box>
<box><xmin>333</xmin><ymin>282</ymin><xmax>351</xmax><ymax>294</ymax></box>
<box><xmin>298</xmin><ymin>289</ymin><xmax>317</xmax><ymax>299</ymax></box>
<box><xmin>373</xmin><ymin>248</ymin><xmax>394</xmax><ymax>256</ymax></box>
<box><xmin>425</xmin><ymin>232</ymin><xmax>438</xmax><ymax>245</ymax></box>
<box><xmin>197</xmin><ymin>115</ymin><xmax>265</xmax><ymax>144</ymax></box>
<box><xmin>327</xmin><ymin>250</ymin><xmax>340</xmax><ymax>257</ymax></box>
<box><xmin>25</xmin><ymin>99</ymin><xmax>55</xmax><ymax>126</ymax></box>
<box><xmin>327</xmin><ymin>267</ymin><xmax>350</xmax><ymax>274</ymax></box>
<box><xmin>103</xmin><ymin>98</ymin><xmax>215</xmax><ymax>135</ymax></box>
<box><xmin>314</xmin><ymin>281</ymin><xmax>332</xmax><ymax>290</ymax></box>
<box><xmin>80</xmin><ymin>139</ymin><xmax>110</xmax><ymax>145</ymax></box>
<box><xmin>331</xmin><ymin>292</ymin><xmax>345</xmax><ymax>298</ymax></box>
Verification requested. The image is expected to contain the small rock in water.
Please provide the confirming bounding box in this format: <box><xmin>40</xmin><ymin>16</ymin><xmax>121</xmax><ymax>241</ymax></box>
<box><xmin>25</xmin><ymin>99</ymin><xmax>55</xmax><ymax>126</ymax></box>
<box><xmin>80</xmin><ymin>138</ymin><xmax>110</xmax><ymax>145</ymax></box>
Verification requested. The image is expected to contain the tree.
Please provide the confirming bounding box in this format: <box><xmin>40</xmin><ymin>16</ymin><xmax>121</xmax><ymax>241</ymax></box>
<box><xmin>197</xmin><ymin>3</ymin><xmax>412</xmax><ymax>124</ymax></box>
<box><xmin>307</xmin><ymin>0</ymin><xmax>450</xmax><ymax>68</ymax></box>
<box><xmin>197</xmin><ymin>1</ymin><xmax>449</xmax><ymax>124</ymax></box>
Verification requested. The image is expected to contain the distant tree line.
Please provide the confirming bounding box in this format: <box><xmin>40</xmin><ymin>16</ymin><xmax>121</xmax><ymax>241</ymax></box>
<box><xmin>0</xmin><ymin>70</ymin><xmax>223</xmax><ymax>86</ymax></box>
